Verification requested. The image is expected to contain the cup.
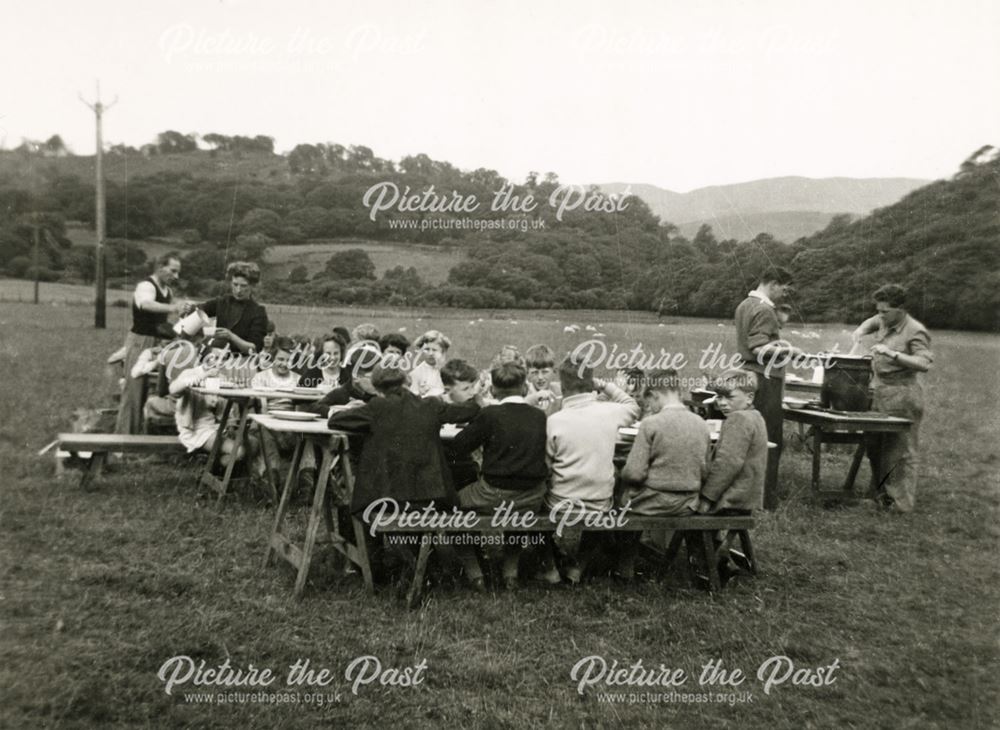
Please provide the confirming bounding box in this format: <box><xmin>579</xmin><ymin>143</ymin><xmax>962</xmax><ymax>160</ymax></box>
<box><xmin>203</xmin><ymin>325</ymin><xmax>217</xmax><ymax>337</ymax></box>
<box><xmin>204</xmin><ymin>377</ymin><xmax>221</xmax><ymax>391</ymax></box>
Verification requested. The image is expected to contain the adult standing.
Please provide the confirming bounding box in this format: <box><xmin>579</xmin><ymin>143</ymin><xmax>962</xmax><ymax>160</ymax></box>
<box><xmin>200</xmin><ymin>261</ymin><xmax>268</xmax><ymax>355</ymax></box>
<box><xmin>733</xmin><ymin>267</ymin><xmax>803</xmax><ymax>509</ymax></box>
<box><xmin>115</xmin><ymin>253</ymin><xmax>186</xmax><ymax>434</ymax></box>
<box><xmin>850</xmin><ymin>284</ymin><xmax>932</xmax><ymax>513</ymax></box>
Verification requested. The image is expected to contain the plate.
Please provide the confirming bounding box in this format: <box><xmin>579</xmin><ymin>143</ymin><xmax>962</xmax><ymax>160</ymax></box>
<box><xmin>784</xmin><ymin>397</ymin><xmax>811</xmax><ymax>409</ymax></box>
<box><xmin>618</xmin><ymin>426</ymin><xmax>638</xmax><ymax>438</ymax></box>
<box><xmin>270</xmin><ymin>410</ymin><xmax>321</xmax><ymax>422</ymax></box>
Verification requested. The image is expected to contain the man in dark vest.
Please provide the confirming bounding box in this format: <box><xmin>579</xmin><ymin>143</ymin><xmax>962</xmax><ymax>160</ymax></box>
<box><xmin>733</xmin><ymin>267</ymin><xmax>804</xmax><ymax>509</ymax></box>
<box><xmin>115</xmin><ymin>253</ymin><xmax>187</xmax><ymax>434</ymax></box>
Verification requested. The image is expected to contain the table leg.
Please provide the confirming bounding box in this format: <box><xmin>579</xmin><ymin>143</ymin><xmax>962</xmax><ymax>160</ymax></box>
<box><xmin>843</xmin><ymin>441</ymin><xmax>866</xmax><ymax>494</ymax></box>
<box><xmin>257</xmin><ymin>421</ymin><xmax>278</xmax><ymax>505</ymax></box>
<box><xmin>200</xmin><ymin>398</ymin><xmax>233</xmax><ymax>489</ymax></box>
<box><xmin>262</xmin><ymin>437</ymin><xmax>303</xmax><ymax>570</ymax></box>
<box><xmin>811</xmin><ymin>428</ymin><xmax>823</xmax><ymax>493</ymax></box>
<box><xmin>215</xmin><ymin>399</ymin><xmax>251</xmax><ymax>504</ymax></box>
<box><xmin>353</xmin><ymin>517</ymin><xmax>375</xmax><ymax>593</ymax></box>
<box><xmin>867</xmin><ymin>433</ymin><xmax>884</xmax><ymax>499</ymax></box>
<box><xmin>293</xmin><ymin>444</ymin><xmax>334</xmax><ymax>600</ymax></box>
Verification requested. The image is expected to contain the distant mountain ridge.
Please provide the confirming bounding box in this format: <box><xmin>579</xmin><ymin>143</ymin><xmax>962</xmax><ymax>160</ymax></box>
<box><xmin>600</xmin><ymin>176</ymin><xmax>929</xmax><ymax>241</ymax></box>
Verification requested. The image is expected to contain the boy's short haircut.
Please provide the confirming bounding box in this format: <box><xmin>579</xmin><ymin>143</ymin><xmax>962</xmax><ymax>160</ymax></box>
<box><xmin>322</xmin><ymin>331</ymin><xmax>350</xmax><ymax>353</ymax></box>
<box><xmin>273</xmin><ymin>336</ymin><xmax>296</xmax><ymax>354</ymax></box>
<box><xmin>371</xmin><ymin>364</ymin><xmax>407</xmax><ymax>394</ymax></box>
<box><xmin>491</xmin><ymin>362</ymin><xmax>527</xmax><ymax>396</ymax></box>
<box><xmin>415</xmin><ymin>330</ymin><xmax>451</xmax><ymax>351</ymax></box>
<box><xmin>491</xmin><ymin>347</ymin><xmax>525</xmax><ymax>369</ymax></box>
<box><xmin>642</xmin><ymin>368</ymin><xmax>681</xmax><ymax>395</ymax></box>
<box><xmin>525</xmin><ymin>344</ymin><xmax>556</xmax><ymax>369</ymax></box>
<box><xmin>265</xmin><ymin>319</ymin><xmax>277</xmax><ymax>334</ymax></box>
<box><xmin>440</xmin><ymin>359</ymin><xmax>479</xmax><ymax>386</ymax></box>
<box><xmin>346</xmin><ymin>344</ymin><xmax>383</xmax><ymax>376</ymax></box>
<box><xmin>872</xmin><ymin>283</ymin><xmax>907</xmax><ymax>308</ymax></box>
<box><xmin>558</xmin><ymin>354</ymin><xmax>594</xmax><ymax>395</ymax></box>
<box><xmin>332</xmin><ymin>325</ymin><xmax>352</xmax><ymax>344</ymax></box>
<box><xmin>712</xmin><ymin>369</ymin><xmax>759</xmax><ymax>397</ymax></box>
<box><xmin>352</xmin><ymin>323</ymin><xmax>381</xmax><ymax>342</ymax></box>
<box><xmin>379</xmin><ymin>332</ymin><xmax>410</xmax><ymax>353</ymax></box>
<box><xmin>759</xmin><ymin>267</ymin><xmax>792</xmax><ymax>286</ymax></box>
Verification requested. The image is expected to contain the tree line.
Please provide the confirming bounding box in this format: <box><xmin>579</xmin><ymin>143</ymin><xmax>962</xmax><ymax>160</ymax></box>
<box><xmin>0</xmin><ymin>137</ymin><xmax>996</xmax><ymax>330</ymax></box>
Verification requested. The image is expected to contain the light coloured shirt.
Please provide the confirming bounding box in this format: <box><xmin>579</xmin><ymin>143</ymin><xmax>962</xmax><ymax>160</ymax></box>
<box><xmin>857</xmin><ymin>314</ymin><xmax>933</xmax><ymax>378</ymax></box>
<box><xmin>409</xmin><ymin>361</ymin><xmax>445</xmax><ymax>398</ymax></box>
<box><xmin>134</xmin><ymin>278</ymin><xmax>171</xmax><ymax>308</ymax></box>
<box><xmin>747</xmin><ymin>289</ymin><xmax>775</xmax><ymax>308</ymax></box>
<box><xmin>252</xmin><ymin>368</ymin><xmax>300</xmax><ymax>412</ymax></box>
<box><xmin>545</xmin><ymin>383</ymin><xmax>641</xmax><ymax>512</ymax></box>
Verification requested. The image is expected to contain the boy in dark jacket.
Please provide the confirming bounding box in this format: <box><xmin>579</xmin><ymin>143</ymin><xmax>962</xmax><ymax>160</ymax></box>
<box><xmin>328</xmin><ymin>364</ymin><xmax>479</xmax><ymax>515</ymax></box>
<box><xmin>448</xmin><ymin>362</ymin><xmax>549</xmax><ymax>587</ymax></box>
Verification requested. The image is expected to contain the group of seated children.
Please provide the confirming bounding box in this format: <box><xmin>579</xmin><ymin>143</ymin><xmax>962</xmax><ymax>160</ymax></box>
<box><xmin>155</xmin><ymin>317</ymin><xmax>766</xmax><ymax>588</ymax></box>
<box><xmin>154</xmin><ymin>319</ymin><xmax>410</xmax><ymax>487</ymax></box>
<box><xmin>315</xmin><ymin>330</ymin><xmax>767</xmax><ymax>588</ymax></box>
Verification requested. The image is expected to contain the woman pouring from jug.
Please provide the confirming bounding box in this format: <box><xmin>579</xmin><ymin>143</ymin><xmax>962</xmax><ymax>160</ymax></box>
<box><xmin>850</xmin><ymin>283</ymin><xmax>933</xmax><ymax>513</ymax></box>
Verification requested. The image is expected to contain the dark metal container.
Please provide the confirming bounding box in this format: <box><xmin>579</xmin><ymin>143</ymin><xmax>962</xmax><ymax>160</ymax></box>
<box><xmin>820</xmin><ymin>354</ymin><xmax>873</xmax><ymax>411</ymax></box>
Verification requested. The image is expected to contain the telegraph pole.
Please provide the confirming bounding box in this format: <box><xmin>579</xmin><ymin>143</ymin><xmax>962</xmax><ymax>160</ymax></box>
<box><xmin>79</xmin><ymin>82</ymin><xmax>116</xmax><ymax>328</ymax></box>
<box><xmin>32</xmin><ymin>217</ymin><xmax>40</xmax><ymax>304</ymax></box>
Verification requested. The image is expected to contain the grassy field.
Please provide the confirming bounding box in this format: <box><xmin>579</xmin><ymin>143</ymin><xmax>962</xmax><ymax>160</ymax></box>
<box><xmin>1</xmin><ymin>302</ymin><xmax>998</xmax><ymax>728</ymax></box>
<box><xmin>52</xmin><ymin>228</ymin><xmax>459</xmax><ymax>286</ymax></box>
<box><xmin>263</xmin><ymin>240</ymin><xmax>461</xmax><ymax>284</ymax></box>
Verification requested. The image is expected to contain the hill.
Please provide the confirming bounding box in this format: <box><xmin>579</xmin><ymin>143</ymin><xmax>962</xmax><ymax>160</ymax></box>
<box><xmin>601</xmin><ymin>177</ymin><xmax>929</xmax><ymax>241</ymax></box>
<box><xmin>0</xmin><ymin>141</ymin><xmax>995</xmax><ymax>330</ymax></box>
<box><xmin>675</xmin><ymin>211</ymin><xmax>846</xmax><ymax>243</ymax></box>
<box><xmin>786</xmin><ymin>147</ymin><xmax>1000</xmax><ymax>330</ymax></box>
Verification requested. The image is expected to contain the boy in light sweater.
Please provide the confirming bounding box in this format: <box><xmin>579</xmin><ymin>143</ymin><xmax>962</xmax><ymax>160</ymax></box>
<box><xmin>545</xmin><ymin>356</ymin><xmax>641</xmax><ymax>513</ymax></box>
<box><xmin>616</xmin><ymin>369</ymin><xmax>712</xmax><ymax>579</ymax></box>
<box><xmin>620</xmin><ymin>369</ymin><xmax>712</xmax><ymax>515</ymax></box>
<box><xmin>540</xmin><ymin>355</ymin><xmax>640</xmax><ymax>583</ymax></box>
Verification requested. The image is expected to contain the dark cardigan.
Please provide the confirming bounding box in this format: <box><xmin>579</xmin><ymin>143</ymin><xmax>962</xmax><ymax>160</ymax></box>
<box><xmin>328</xmin><ymin>390</ymin><xmax>479</xmax><ymax>513</ymax></box>
<box><xmin>200</xmin><ymin>294</ymin><xmax>268</xmax><ymax>351</ymax></box>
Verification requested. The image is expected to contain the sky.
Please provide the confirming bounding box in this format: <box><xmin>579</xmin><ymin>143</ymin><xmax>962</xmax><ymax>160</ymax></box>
<box><xmin>1</xmin><ymin>0</ymin><xmax>998</xmax><ymax>191</ymax></box>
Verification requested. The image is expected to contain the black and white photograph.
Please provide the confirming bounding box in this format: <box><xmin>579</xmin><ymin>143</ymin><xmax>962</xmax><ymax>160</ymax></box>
<box><xmin>1</xmin><ymin>1</ymin><xmax>998</xmax><ymax>726</ymax></box>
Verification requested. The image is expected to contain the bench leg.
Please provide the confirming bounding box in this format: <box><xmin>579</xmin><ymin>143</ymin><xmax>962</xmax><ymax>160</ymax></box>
<box><xmin>733</xmin><ymin>530</ymin><xmax>758</xmax><ymax>575</ymax></box>
<box><xmin>663</xmin><ymin>530</ymin><xmax>685</xmax><ymax>566</ymax></box>
<box><xmin>701</xmin><ymin>531</ymin><xmax>722</xmax><ymax>592</ymax></box>
<box><xmin>406</xmin><ymin>534</ymin><xmax>434</xmax><ymax>609</ymax></box>
<box><xmin>79</xmin><ymin>452</ymin><xmax>107</xmax><ymax>491</ymax></box>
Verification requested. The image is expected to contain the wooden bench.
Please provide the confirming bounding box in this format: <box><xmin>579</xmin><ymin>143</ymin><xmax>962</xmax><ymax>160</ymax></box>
<box><xmin>56</xmin><ymin>433</ymin><xmax>188</xmax><ymax>490</ymax></box>
<box><xmin>374</xmin><ymin>514</ymin><xmax>757</xmax><ymax>607</ymax></box>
